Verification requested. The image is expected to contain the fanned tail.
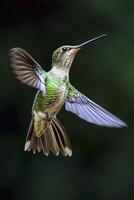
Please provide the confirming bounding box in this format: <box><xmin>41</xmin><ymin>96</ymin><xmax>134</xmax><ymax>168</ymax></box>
<box><xmin>24</xmin><ymin>117</ymin><xmax>72</xmax><ymax>156</ymax></box>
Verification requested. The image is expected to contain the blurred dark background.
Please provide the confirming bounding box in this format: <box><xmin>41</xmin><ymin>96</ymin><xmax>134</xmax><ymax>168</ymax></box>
<box><xmin>0</xmin><ymin>0</ymin><xmax>133</xmax><ymax>199</ymax></box>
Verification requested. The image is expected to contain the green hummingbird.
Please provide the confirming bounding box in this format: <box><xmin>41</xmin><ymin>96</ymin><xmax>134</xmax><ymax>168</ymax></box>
<box><xmin>10</xmin><ymin>34</ymin><xmax>127</xmax><ymax>157</ymax></box>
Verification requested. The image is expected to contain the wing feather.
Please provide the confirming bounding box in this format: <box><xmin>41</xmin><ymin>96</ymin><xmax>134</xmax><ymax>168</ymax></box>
<box><xmin>65</xmin><ymin>84</ymin><xmax>127</xmax><ymax>127</ymax></box>
<box><xmin>9</xmin><ymin>47</ymin><xmax>46</xmax><ymax>93</ymax></box>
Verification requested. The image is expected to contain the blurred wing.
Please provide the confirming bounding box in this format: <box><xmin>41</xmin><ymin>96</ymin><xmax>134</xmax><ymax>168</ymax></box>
<box><xmin>65</xmin><ymin>84</ymin><xmax>127</xmax><ymax>127</ymax></box>
<box><xmin>9</xmin><ymin>47</ymin><xmax>46</xmax><ymax>93</ymax></box>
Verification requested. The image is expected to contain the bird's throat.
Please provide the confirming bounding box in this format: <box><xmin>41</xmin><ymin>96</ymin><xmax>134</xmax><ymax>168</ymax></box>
<box><xmin>50</xmin><ymin>66</ymin><xmax>69</xmax><ymax>82</ymax></box>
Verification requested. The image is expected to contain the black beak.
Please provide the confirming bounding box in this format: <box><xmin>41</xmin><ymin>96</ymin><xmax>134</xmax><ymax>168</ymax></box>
<box><xmin>74</xmin><ymin>34</ymin><xmax>107</xmax><ymax>49</ymax></box>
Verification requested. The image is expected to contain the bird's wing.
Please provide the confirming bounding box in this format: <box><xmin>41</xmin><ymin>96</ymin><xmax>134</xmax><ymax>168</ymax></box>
<box><xmin>65</xmin><ymin>84</ymin><xmax>127</xmax><ymax>127</ymax></box>
<box><xmin>9</xmin><ymin>47</ymin><xmax>46</xmax><ymax>93</ymax></box>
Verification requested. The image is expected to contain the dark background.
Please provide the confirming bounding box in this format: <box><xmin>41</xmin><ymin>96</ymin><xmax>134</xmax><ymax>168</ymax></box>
<box><xmin>0</xmin><ymin>0</ymin><xmax>133</xmax><ymax>199</ymax></box>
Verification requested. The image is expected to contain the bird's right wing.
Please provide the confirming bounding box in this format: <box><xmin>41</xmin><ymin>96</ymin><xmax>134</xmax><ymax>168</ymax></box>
<box><xmin>9</xmin><ymin>48</ymin><xmax>46</xmax><ymax>93</ymax></box>
<box><xmin>65</xmin><ymin>84</ymin><xmax>127</xmax><ymax>127</ymax></box>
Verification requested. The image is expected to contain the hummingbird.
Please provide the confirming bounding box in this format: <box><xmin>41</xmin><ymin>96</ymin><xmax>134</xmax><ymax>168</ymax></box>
<box><xmin>10</xmin><ymin>34</ymin><xmax>127</xmax><ymax>157</ymax></box>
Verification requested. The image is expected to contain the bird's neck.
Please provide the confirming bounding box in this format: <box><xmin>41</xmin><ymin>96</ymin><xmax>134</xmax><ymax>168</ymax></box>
<box><xmin>50</xmin><ymin>65</ymin><xmax>69</xmax><ymax>83</ymax></box>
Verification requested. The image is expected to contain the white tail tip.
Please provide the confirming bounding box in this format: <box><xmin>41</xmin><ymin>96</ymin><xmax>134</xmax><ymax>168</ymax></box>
<box><xmin>65</xmin><ymin>147</ymin><xmax>72</xmax><ymax>156</ymax></box>
<box><xmin>24</xmin><ymin>140</ymin><xmax>30</xmax><ymax>151</ymax></box>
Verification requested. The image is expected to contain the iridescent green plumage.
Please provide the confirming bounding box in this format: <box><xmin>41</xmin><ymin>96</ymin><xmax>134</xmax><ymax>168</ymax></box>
<box><xmin>10</xmin><ymin>34</ymin><xmax>127</xmax><ymax>157</ymax></box>
<box><xmin>33</xmin><ymin>73</ymin><xmax>66</xmax><ymax>112</ymax></box>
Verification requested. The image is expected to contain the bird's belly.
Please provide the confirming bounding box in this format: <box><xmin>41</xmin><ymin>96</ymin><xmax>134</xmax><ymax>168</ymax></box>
<box><xmin>46</xmin><ymin>88</ymin><xmax>66</xmax><ymax>114</ymax></box>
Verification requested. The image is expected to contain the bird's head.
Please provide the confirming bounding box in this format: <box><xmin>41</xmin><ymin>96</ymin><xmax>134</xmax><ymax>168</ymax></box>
<box><xmin>52</xmin><ymin>34</ymin><xmax>107</xmax><ymax>70</ymax></box>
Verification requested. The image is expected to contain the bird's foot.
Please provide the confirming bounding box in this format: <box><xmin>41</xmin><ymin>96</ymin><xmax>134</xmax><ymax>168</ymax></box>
<box><xmin>49</xmin><ymin>113</ymin><xmax>56</xmax><ymax>120</ymax></box>
<box><xmin>37</xmin><ymin>111</ymin><xmax>56</xmax><ymax>121</ymax></box>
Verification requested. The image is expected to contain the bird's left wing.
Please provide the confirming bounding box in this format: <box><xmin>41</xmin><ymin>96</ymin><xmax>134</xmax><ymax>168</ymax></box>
<box><xmin>65</xmin><ymin>84</ymin><xmax>127</xmax><ymax>127</ymax></box>
<box><xmin>9</xmin><ymin>48</ymin><xmax>46</xmax><ymax>93</ymax></box>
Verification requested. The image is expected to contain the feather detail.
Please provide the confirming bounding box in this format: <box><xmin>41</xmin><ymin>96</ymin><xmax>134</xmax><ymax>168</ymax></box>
<box><xmin>52</xmin><ymin>119</ymin><xmax>72</xmax><ymax>156</ymax></box>
<box><xmin>9</xmin><ymin>47</ymin><xmax>46</xmax><ymax>93</ymax></box>
<box><xmin>65</xmin><ymin>84</ymin><xmax>127</xmax><ymax>127</ymax></box>
<box><xmin>24</xmin><ymin>116</ymin><xmax>72</xmax><ymax>156</ymax></box>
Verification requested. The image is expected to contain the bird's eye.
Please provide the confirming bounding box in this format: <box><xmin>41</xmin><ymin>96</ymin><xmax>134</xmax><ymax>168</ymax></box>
<box><xmin>62</xmin><ymin>47</ymin><xmax>68</xmax><ymax>52</ymax></box>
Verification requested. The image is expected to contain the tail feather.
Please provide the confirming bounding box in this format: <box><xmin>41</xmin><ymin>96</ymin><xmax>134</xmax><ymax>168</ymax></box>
<box><xmin>39</xmin><ymin>134</ymin><xmax>50</xmax><ymax>156</ymax></box>
<box><xmin>52</xmin><ymin>119</ymin><xmax>72</xmax><ymax>156</ymax></box>
<box><xmin>47</xmin><ymin>124</ymin><xmax>60</xmax><ymax>156</ymax></box>
<box><xmin>24</xmin><ymin>117</ymin><xmax>72</xmax><ymax>156</ymax></box>
<box><xmin>24</xmin><ymin>117</ymin><xmax>34</xmax><ymax>152</ymax></box>
<box><xmin>37</xmin><ymin>138</ymin><xmax>41</xmax><ymax>152</ymax></box>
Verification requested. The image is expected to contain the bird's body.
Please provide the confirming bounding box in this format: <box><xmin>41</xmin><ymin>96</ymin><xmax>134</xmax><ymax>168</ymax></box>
<box><xmin>33</xmin><ymin>72</ymin><xmax>67</xmax><ymax>116</ymax></box>
<box><xmin>32</xmin><ymin>70</ymin><xmax>68</xmax><ymax>138</ymax></box>
<box><xmin>10</xmin><ymin>34</ymin><xmax>127</xmax><ymax>157</ymax></box>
